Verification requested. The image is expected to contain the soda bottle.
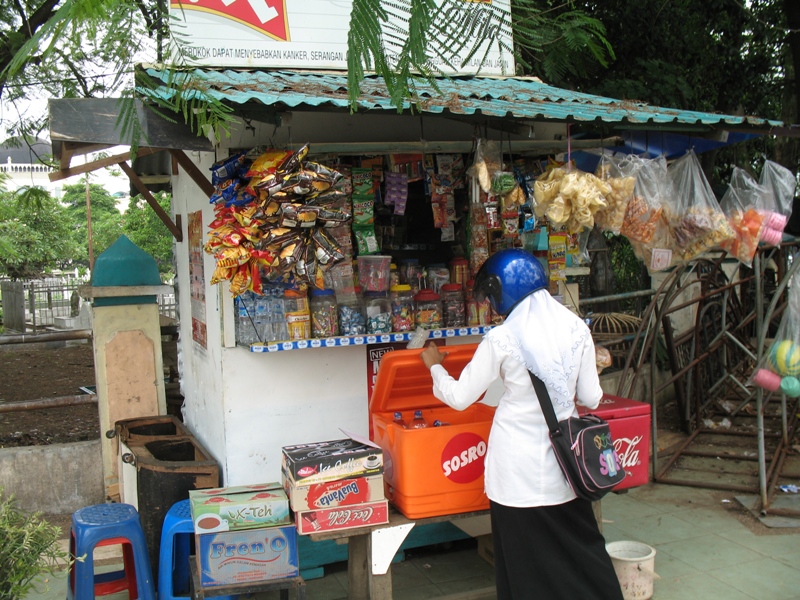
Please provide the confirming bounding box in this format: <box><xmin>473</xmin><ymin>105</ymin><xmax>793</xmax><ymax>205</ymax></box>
<box><xmin>393</xmin><ymin>412</ymin><xmax>408</xmax><ymax>429</ymax></box>
<box><xmin>432</xmin><ymin>420</ymin><xmax>450</xmax><ymax>427</ymax></box>
<box><xmin>411</xmin><ymin>410</ymin><xmax>428</xmax><ymax>429</ymax></box>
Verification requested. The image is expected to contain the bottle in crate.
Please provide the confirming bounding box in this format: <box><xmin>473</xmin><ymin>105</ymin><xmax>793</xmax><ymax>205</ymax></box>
<box><xmin>410</xmin><ymin>410</ymin><xmax>428</xmax><ymax>429</ymax></box>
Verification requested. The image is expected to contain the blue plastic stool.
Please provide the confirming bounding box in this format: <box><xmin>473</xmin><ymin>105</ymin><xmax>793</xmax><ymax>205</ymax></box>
<box><xmin>158</xmin><ymin>499</ymin><xmax>236</xmax><ymax>600</ymax></box>
<box><xmin>68</xmin><ymin>502</ymin><xmax>156</xmax><ymax>600</ymax></box>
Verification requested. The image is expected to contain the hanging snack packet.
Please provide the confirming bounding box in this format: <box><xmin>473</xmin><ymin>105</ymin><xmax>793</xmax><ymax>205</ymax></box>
<box><xmin>719</xmin><ymin>167</ymin><xmax>767</xmax><ymax>266</ymax></box>
<box><xmin>748</xmin><ymin>271</ymin><xmax>800</xmax><ymax>398</ymax></box>
<box><xmin>665</xmin><ymin>150</ymin><xmax>735</xmax><ymax>262</ymax></box>
<box><xmin>594</xmin><ymin>154</ymin><xmax>636</xmax><ymax>235</ymax></box>
<box><xmin>466</xmin><ymin>138</ymin><xmax>503</xmax><ymax>193</ymax></box>
<box><xmin>618</xmin><ymin>155</ymin><xmax>665</xmax><ymax>244</ymax></box>
<box><xmin>758</xmin><ymin>159</ymin><xmax>797</xmax><ymax>237</ymax></box>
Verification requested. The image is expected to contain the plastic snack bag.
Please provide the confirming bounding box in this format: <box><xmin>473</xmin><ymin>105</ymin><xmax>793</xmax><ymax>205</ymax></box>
<box><xmin>466</xmin><ymin>139</ymin><xmax>503</xmax><ymax>193</ymax></box>
<box><xmin>749</xmin><ymin>273</ymin><xmax>800</xmax><ymax>398</ymax></box>
<box><xmin>758</xmin><ymin>159</ymin><xmax>797</xmax><ymax>240</ymax></box>
<box><xmin>594</xmin><ymin>153</ymin><xmax>637</xmax><ymax>235</ymax></box>
<box><xmin>719</xmin><ymin>167</ymin><xmax>768</xmax><ymax>266</ymax></box>
<box><xmin>665</xmin><ymin>150</ymin><xmax>734</xmax><ymax>262</ymax></box>
<box><xmin>618</xmin><ymin>154</ymin><xmax>665</xmax><ymax>245</ymax></box>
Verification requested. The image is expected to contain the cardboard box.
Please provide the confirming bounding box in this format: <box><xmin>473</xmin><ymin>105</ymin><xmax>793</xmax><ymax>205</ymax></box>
<box><xmin>189</xmin><ymin>482</ymin><xmax>291</xmax><ymax>532</ymax></box>
<box><xmin>282</xmin><ymin>472</ymin><xmax>384</xmax><ymax>511</ymax></box>
<box><xmin>369</xmin><ymin>344</ymin><xmax>495</xmax><ymax>519</ymax></box>
<box><xmin>281</xmin><ymin>439</ymin><xmax>383</xmax><ymax>487</ymax></box>
<box><xmin>295</xmin><ymin>500</ymin><xmax>389</xmax><ymax>535</ymax></box>
<box><xmin>196</xmin><ymin>524</ymin><xmax>299</xmax><ymax>587</ymax></box>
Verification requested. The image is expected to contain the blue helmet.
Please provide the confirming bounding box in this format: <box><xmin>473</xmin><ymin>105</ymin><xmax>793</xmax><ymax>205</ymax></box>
<box><xmin>473</xmin><ymin>249</ymin><xmax>548</xmax><ymax>316</ymax></box>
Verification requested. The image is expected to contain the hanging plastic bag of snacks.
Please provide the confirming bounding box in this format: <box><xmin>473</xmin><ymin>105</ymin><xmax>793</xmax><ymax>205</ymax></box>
<box><xmin>594</xmin><ymin>153</ymin><xmax>637</xmax><ymax>235</ymax></box>
<box><xmin>664</xmin><ymin>150</ymin><xmax>735</xmax><ymax>262</ymax></box>
<box><xmin>466</xmin><ymin>139</ymin><xmax>503</xmax><ymax>193</ymax></box>
<box><xmin>758</xmin><ymin>160</ymin><xmax>797</xmax><ymax>240</ymax></box>
<box><xmin>748</xmin><ymin>272</ymin><xmax>800</xmax><ymax>398</ymax></box>
<box><xmin>719</xmin><ymin>167</ymin><xmax>768</xmax><ymax>266</ymax></box>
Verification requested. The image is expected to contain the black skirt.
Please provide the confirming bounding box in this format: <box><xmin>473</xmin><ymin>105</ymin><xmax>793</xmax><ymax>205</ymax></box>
<box><xmin>490</xmin><ymin>499</ymin><xmax>623</xmax><ymax>600</ymax></box>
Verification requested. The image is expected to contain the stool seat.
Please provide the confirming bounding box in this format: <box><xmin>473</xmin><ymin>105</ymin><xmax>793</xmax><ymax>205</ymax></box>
<box><xmin>68</xmin><ymin>503</ymin><xmax>156</xmax><ymax>600</ymax></box>
<box><xmin>158</xmin><ymin>499</ymin><xmax>236</xmax><ymax>600</ymax></box>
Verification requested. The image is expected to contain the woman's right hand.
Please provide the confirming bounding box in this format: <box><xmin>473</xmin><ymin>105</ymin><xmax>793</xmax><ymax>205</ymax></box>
<box><xmin>420</xmin><ymin>342</ymin><xmax>446</xmax><ymax>370</ymax></box>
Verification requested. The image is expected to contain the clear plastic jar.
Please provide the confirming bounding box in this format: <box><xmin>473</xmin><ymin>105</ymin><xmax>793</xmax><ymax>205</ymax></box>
<box><xmin>284</xmin><ymin>289</ymin><xmax>311</xmax><ymax>340</ymax></box>
<box><xmin>449</xmin><ymin>257</ymin><xmax>469</xmax><ymax>289</ymax></box>
<box><xmin>389</xmin><ymin>263</ymin><xmax>400</xmax><ymax>287</ymax></box>
<box><xmin>338</xmin><ymin>287</ymin><xmax>367</xmax><ymax>335</ymax></box>
<box><xmin>390</xmin><ymin>284</ymin><xmax>415</xmax><ymax>332</ymax></box>
<box><xmin>399</xmin><ymin>258</ymin><xmax>424</xmax><ymax>293</ymax></box>
<box><xmin>364</xmin><ymin>291</ymin><xmax>392</xmax><ymax>334</ymax></box>
<box><xmin>441</xmin><ymin>283</ymin><xmax>466</xmax><ymax>328</ymax></box>
<box><xmin>414</xmin><ymin>288</ymin><xmax>442</xmax><ymax>330</ymax></box>
<box><xmin>309</xmin><ymin>289</ymin><xmax>338</xmax><ymax>338</ymax></box>
<box><xmin>426</xmin><ymin>263</ymin><xmax>450</xmax><ymax>295</ymax></box>
<box><xmin>465</xmin><ymin>279</ymin><xmax>492</xmax><ymax>326</ymax></box>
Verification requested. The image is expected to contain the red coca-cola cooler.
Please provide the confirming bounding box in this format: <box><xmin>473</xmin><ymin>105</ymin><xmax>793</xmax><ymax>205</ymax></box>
<box><xmin>578</xmin><ymin>393</ymin><xmax>651</xmax><ymax>491</ymax></box>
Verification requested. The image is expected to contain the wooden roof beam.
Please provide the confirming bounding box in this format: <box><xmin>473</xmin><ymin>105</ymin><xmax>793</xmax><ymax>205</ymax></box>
<box><xmin>49</xmin><ymin>146</ymin><xmax>165</xmax><ymax>182</ymax></box>
<box><xmin>119</xmin><ymin>161</ymin><xmax>183</xmax><ymax>242</ymax></box>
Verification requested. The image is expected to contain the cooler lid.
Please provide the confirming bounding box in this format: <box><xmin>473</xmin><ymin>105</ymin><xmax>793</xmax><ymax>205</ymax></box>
<box><xmin>579</xmin><ymin>393</ymin><xmax>651</xmax><ymax>419</ymax></box>
<box><xmin>369</xmin><ymin>344</ymin><xmax>479</xmax><ymax>414</ymax></box>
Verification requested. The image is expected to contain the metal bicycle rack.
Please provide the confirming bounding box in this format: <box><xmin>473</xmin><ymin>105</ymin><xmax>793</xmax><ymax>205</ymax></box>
<box><xmin>612</xmin><ymin>240</ymin><xmax>800</xmax><ymax>514</ymax></box>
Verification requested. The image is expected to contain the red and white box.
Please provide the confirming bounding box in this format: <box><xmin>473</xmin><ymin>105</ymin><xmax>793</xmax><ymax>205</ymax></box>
<box><xmin>282</xmin><ymin>472</ymin><xmax>384</xmax><ymax>512</ymax></box>
<box><xmin>295</xmin><ymin>500</ymin><xmax>389</xmax><ymax>535</ymax></box>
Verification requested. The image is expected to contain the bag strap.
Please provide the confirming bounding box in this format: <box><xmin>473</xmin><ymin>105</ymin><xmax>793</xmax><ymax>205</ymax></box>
<box><xmin>528</xmin><ymin>371</ymin><xmax>562</xmax><ymax>437</ymax></box>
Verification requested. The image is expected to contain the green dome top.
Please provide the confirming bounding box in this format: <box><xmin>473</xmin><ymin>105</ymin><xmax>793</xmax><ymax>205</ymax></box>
<box><xmin>92</xmin><ymin>235</ymin><xmax>161</xmax><ymax>287</ymax></box>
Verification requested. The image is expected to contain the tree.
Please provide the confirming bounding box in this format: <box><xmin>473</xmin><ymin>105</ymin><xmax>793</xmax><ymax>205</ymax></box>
<box><xmin>61</xmin><ymin>180</ymin><xmax>124</xmax><ymax>266</ymax></box>
<box><xmin>0</xmin><ymin>187</ymin><xmax>79</xmax><ymax>279</ymax></box>
<box><xmin>122</xmin><ymin>191</ymin><xmax>174</xmax><ymax>276</ymax></box>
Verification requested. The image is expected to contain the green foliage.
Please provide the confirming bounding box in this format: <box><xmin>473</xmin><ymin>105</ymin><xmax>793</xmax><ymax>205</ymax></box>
<box><xmin>60</xmin><ymin>181</ymin><xmax>125</xmax><ymax>266</ymax></box>
<box><xmin>0</xmin><ymin>188</ymin><xmax>79</xmax><ymax>279</ymax></box>
<box><xmin>346</xmin><ymin>0</ymin><xmax>614</xmax><ymax>109</ymax></box>
<box><xmin>123</xmin><ymin>192</ymin><xmax>174</xmax><ymax>276</ymax></box>
<box><xmin>0</xmin><ymin>489</ymin><xmax>70</xmax><ymax>600</ymax></box>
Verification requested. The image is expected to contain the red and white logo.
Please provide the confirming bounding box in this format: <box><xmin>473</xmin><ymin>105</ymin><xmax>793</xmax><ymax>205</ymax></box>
<box><xmin>613</xmin><ymin>435</ymin><xmax>643</xmax><ymax>469</ymax></box>
<box><xmin>441</xmin><ymin>432</ymin><xmax>487</xmax><ymax>484</ymax></box>
<box><xmin>171</xmin><ymin>0</ymin><xmax>290</xmax><ymax>41</ymax></box>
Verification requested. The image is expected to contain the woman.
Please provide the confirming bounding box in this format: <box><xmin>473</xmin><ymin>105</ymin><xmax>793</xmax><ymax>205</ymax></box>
<box><xmin>420</xmin><ymin>248</ymin><xmax>623</xmax><ymax>600</ymax></box>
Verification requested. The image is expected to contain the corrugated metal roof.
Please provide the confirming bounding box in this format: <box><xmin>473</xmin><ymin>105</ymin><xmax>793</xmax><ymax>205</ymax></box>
<box><xmin>141</xmin><ymin>67</ymin><xmax>782</xmax><ymax>130</ymax></box>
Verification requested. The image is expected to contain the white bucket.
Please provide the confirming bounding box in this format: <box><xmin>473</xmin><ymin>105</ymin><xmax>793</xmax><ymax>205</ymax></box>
<box><xmin>606</xmin><ymin>541</ymin><xmax>658</xmax><ymax>600</ymax></box>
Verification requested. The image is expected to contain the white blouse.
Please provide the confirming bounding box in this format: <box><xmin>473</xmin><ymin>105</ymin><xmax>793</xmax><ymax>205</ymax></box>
<box><xmin>430</xmin><ymin>324</ymin><xmax>604</xmax><ymax>507</ymax></box>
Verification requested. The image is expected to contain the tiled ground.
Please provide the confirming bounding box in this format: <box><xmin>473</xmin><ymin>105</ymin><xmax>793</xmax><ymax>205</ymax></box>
<box><xmin>26</xmin><ymin>483</ymin><xmax>800</xmax><ymax>599</ymax></box>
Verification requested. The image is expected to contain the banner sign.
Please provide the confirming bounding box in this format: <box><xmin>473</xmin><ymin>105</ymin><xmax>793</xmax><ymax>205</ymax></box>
<box><xmin>169</xmin><ymin>0</ymin><xmax>514</xmax><ymax>74</ymax></box>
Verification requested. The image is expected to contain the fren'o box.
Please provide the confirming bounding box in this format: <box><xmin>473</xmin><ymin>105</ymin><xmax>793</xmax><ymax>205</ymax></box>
<box><xmin>369</xmin><ymin>344</ymin><xmax>495</xmax><ymax>519</ymax></box>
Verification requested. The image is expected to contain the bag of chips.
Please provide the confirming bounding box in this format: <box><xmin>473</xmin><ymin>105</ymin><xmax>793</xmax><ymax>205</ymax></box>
<box><xmin>665</xmin><ymin>150</ymin><xmax>734</xmax><ymax>262</ymax></box>
<box><xmin>719</xmin><ymin>167</ymin><xmax>768</xmax><ymax>266</ymax></box>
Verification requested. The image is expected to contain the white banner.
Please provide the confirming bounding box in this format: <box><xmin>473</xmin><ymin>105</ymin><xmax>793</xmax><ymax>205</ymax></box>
<box><xmin>168</xmin><ymin>0</ymin><xmax>514</xmax><ymax>74</ymax></box>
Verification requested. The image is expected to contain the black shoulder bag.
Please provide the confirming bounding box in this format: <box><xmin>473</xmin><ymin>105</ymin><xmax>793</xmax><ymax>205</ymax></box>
<box><xmin>528</xmin><ymin>371</ymin><xmax>625</xmax><ymax>501</ymax></box>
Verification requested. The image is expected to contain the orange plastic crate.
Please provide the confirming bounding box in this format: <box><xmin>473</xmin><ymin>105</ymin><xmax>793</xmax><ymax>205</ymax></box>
<box><xmin>369</xmin><ymin>344</ymin><xmax>495</xmax><ymax>519</ymax></box>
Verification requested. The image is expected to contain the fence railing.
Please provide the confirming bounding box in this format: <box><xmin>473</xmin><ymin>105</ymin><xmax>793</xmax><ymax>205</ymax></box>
<box><xmin>1</xmin><ymin>277</ymin><xmax>178</xmax><ymax>333</ymax></box>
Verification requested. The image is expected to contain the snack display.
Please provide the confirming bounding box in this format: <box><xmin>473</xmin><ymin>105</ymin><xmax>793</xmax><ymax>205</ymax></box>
<box><xmin>204</xmin><ymin>145</ymin><xmax>351</xmax><ymax>296</ymax></box>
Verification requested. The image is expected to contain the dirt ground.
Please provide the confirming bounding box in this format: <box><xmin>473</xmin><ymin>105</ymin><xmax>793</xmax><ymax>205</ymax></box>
<box><xmin>0</xmin><ymin>342</ymin><xmax>100</xmax><ymax>447</ymax></box>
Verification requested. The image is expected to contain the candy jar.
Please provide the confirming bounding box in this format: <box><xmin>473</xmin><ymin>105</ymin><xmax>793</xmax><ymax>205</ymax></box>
<box><xmin>338</xmin><ymin>287</ymin><xmax>367</xmax><ymax>335</ymax></box>
<box><xmin>399</xmin><ymin>258</ymin><xmax>424</xmax><ymax>293</ymax></box>
<box><xmin>426</xmin><ymin>263</ymin><xmax>450</xmax><ymax>294</ymax></box>
<box><xmin>441</xmin><ymin>283</ymin><xmax>466</xmax><ymax>328</ymax></box>
<box><xmin>449</xmin><ymin>257</ymin><xmax>469</xmax><ymax>288</ymax></box>
<box><xmin>309</xmin><ymin>288</ymin><xmax>338</xmax><ymax>338</ymax></box>
<box><xmin>364</xmin><ymin>291</ymin><xmax>392</xmax><ymax>334</ymax></box>
<box><xmin>414</xmin><ymin>288</ymin><xmax>442</xmax><ymax>330</ymax></box>
<box><xmin>465</xmin><ymin>279</ymin><xmax>492</xmax><ymax>326</ymax></box>
<box><xmin>389</xmin><ymin>263</ymin><xmax>400</xmax><ymax>287</ymax></box>
<box><xmin>284</xmin><ymin>289</ymin><xmax>311</xmax><ymax>340</ymax></box>
<box><xmin>390</xmin><ymin>284</ymin><xmax>415</xmax><ymax>332</ymax></box>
